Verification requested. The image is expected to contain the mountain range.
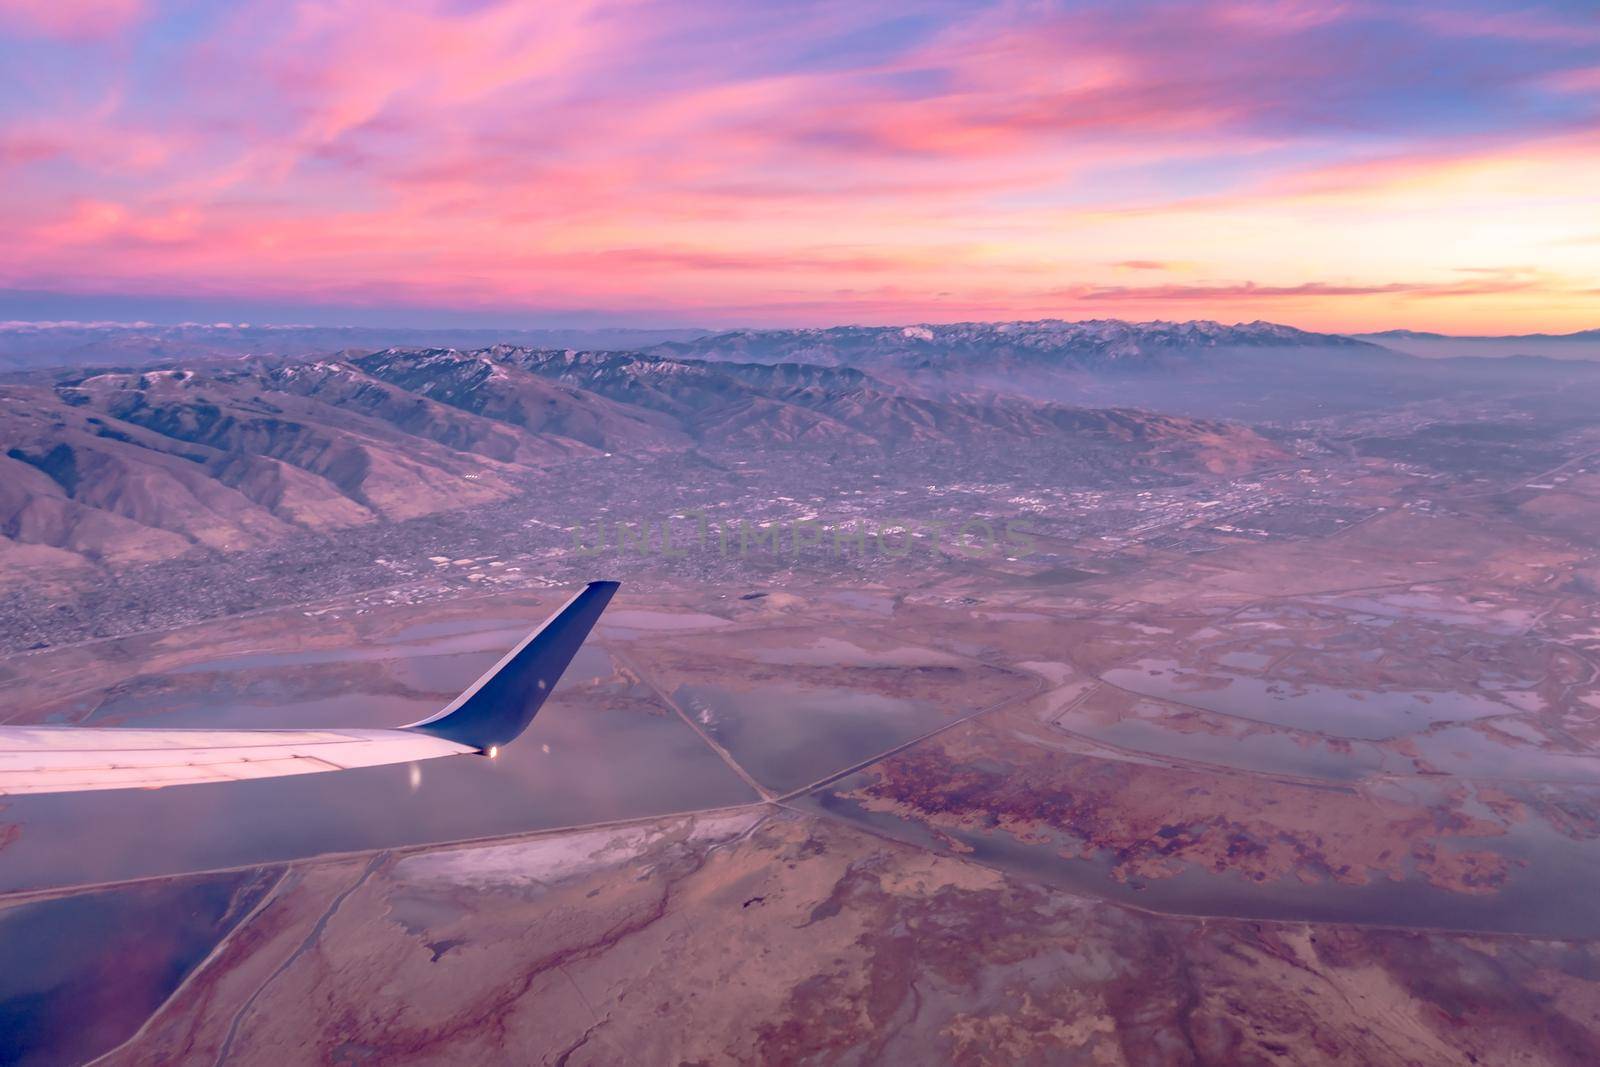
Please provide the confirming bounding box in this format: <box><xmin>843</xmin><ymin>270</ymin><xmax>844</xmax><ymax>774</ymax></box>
<box><xmin>1351</xmin><ymin>329</ymin><xmax>1600</xmax><ymax>362</ymax></box>
<box><xmin>10</xmin><ymin>314</ymin><xmax>1599</xmax><ymax>582</ymax></box>
<box><xmin>646</xmin><ymin>318</ymin><xmax>1377</xmax><ymax>371</ymax></box>
<box><xmin>5</xmin><ymin>318</ymin><xmax>1595</xmax><ymax>378</ymax></box>
<box><xmin>0</xmin><ymin>338</ymin><xmax>1287</xmax><ymax>578</ymax></box>
<box><xmin>0</xmin><ymin>322</ymin><xmax>709</xmax><ymax>373</ymax></box>
<box><xmin>1361</xmin><ymin>328</ymin><xmax>1600</xmax><ymax>342</ymax></box>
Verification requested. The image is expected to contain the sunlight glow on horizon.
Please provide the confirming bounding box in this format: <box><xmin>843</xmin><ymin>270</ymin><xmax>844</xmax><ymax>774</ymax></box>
<box><xmin>1</xmin><ymin>0</ymin><xmax>1597</xmax><ymax>333</ymax></box>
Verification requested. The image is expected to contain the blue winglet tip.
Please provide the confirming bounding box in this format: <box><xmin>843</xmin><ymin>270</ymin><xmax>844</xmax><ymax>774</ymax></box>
<box><xmin>403</xmin><ymin>581</ymin><xmax>620</xmax><ymax>750</ymax></box>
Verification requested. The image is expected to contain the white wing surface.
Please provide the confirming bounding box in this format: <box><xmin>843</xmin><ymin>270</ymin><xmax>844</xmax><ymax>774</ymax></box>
<box><xmin>0</xmin><ymin>581</ymin><xmax>619</xmax><ymax>796</ymax></box>
<box><xmin>0</xmin><ymin>727</ymin><xmax>475</xmax><ymax>795</ymax></box>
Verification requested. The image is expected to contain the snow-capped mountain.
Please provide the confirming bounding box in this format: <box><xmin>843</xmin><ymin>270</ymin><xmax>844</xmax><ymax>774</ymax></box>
<box><xmin>0</xmin><ymin>322</ymin><xmax>711</xmax><ymax>372</ymax></box>
<box><xmin>647</xmin><ymin>318</ymin><xmax>1379</xmax><ymax>370</ymax></box>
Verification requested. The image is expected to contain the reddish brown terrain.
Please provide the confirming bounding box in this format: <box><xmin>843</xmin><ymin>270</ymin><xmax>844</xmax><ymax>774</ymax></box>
<box><xmin>2</xmin><ymin>810</ymin><xmax>1593</xmax><ymax>1066</ymax></box>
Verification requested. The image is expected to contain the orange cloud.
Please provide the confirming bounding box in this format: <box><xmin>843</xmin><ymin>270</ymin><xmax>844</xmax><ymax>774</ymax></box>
<box><xmin>1055</xmin><ymin>276</ymin><xmax>1548</xmax><ymax>302</ymax></box>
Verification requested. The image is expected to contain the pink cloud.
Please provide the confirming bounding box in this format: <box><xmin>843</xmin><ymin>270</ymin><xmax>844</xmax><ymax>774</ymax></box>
<box><xmin>1401</xmin><ymin>5</ymin><xmax>1600</xmax><ymax>45</ymax></box>
<box><xmin>1543</xmin><ymin>66</ymin><xmax>1600</xmax><ymax>94</ymax></box>
<box><xmin>1207</xmin><ymin>0</ymin><xmax>1361</xmax><ymax>32</ymax></box>
<box><xmin>0</xmin><ymin>120</ymin><xmax>177</xmax><ymax>173</ymax></box>
<box><xmin>0</xmin><ymin>0</ymin><xmax>1597</xmax><ymax>335</ymax></box>
<box><xmin>0</xmin><ymin>0</ymin><xmax>143</xmax><ymax>39</ymax></box>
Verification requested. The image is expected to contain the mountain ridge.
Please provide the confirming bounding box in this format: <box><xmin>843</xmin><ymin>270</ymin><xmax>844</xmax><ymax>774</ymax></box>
<box><xmin>646</xmin><ymin>318</ymin><xmax>1381</xmax><ymax>371</ymax></box>
<box><xmin>0</xmin><ymin>316</ymin><xmax>1383</xmax><ymax>374</ymax></box>
<box><xmin>0</xmin><ymin>344</ymin><xmax>1284</xmax><ymax>577</ymax></box>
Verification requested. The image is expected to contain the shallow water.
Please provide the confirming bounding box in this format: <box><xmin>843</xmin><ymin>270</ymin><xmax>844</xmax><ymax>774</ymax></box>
<box><xmin>1058</xmin><ymin>691</ymin><xmax>1600</xmax><ymax>785</ymax></box>
<box><xmin>599</xmin><ymin>610</ymin><xmax>732</xmax><ymax>632</ymax></box>
<box><xmin>0</xmin><ymin>870</ymin><xmax>272</xmax><ymax>1065</ymax></box>
<box><xmin>674</xmin><ymin>682</ymin><xmax>951</xmax><ymax>793</ymax></box>
<box><xmin>1399</xmin><ymin>724</ymin><xmax>1600</xmax><ymax>783</ymax></box>
<box><xmin>801</xmin><ymin>781</ymin><xmax>1600</xmax><ymax>938</ymax></box>
<box><xmin>1058</xmin><ymin>712</ymin><xmax>1386</xmax><ymax>782</ymax></box>
<box><xmin>169</xmin><ymin>626</ymin><xmax>531</xmax><ymax>674</ymax></box>
<box><xmin>389</xmin><ymin>616</ymin><xmax>531</xmax><ymax>642</ymax></box>
<box><xmin>1307</xmin><ymin>591</ymin><xmax>1538</xmax><ymax>635</ymax></box>
<box><xmin>747</xmin><ymin>637</ymin><xmax>963</xmax><ymax>668</ymax></box>
<box><xmin>1103</xmin><ymin>658</ymin><xmax>1512</xmax><ymax>739</ymax></box>
<box><xmin>0</xmin><ymin>642</ymin><xmax>756</xmax><ymax>893</ymax></box>
<box><xmin>827</xmin><ymin>591</ymin><xmax>895</xmax><ymax>615</ymax></box>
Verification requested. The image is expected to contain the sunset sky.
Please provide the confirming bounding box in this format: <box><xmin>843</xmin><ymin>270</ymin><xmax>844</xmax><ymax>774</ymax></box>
<box><xmin>1</xmin><ymin>0</ymin><xmax>1597</xmax><ymax>333</ymax></box>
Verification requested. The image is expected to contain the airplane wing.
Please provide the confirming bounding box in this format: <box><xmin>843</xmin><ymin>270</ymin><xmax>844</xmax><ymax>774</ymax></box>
<box><xmin>0</xmin><ymin>580</ymin><xmax>619</xmax><ymax>797</ymax></box>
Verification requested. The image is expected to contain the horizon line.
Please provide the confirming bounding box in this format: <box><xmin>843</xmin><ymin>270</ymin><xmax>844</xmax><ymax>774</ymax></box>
<box><xmin>1</xmin><ymin>317</ymin><xmax>1597</xmax><ymax>341</ymax></box>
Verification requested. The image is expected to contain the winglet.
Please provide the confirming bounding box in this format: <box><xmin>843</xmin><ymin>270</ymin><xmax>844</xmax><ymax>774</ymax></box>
<box><xmin>403</xmin><ymin>581</ymin><xmax>619</xmax><ymax>751</ymax></box>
